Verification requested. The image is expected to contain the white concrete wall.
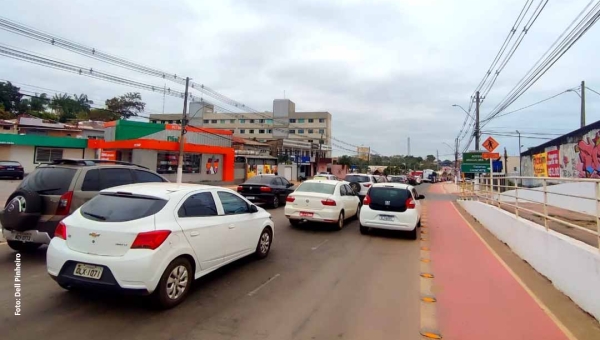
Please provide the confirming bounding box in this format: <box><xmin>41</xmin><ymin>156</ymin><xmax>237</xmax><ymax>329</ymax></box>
<box><xmin>0</xmin><ymin>145</ymin><xmax>94</xmax><ymax>174</ymax></box>
<box><xmin>499</xmin><ymin>182</ymin><xmax>596</xmax><ymax>216</ymax></box>
<box><xmin>459</xmin><ymin>200</ymin><xmax>600</xmax><ymax>321</ymax></box>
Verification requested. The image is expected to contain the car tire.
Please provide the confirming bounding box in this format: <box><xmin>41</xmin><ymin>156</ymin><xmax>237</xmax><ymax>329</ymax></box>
<box><xmin>255</xmin><ymin>228</ymin><xmax>273</xmax><ymax>259</ymax></box>
<box><xmin>153</xmin><ymin>257</ymin><xmax>193</xmax><ymax>310</ymax></box>
<box><xmin>359</xmin><ymin>224</ymin><xmax>369</xmax><ymax>235</ymax></box>
<box><xmin>408</xmin><ymin>227</ymin><xmax>418</xmax><ymax>240</ymax></box>
<box><xmin>289</xmin><ymin>219</ymin><xmax>300</xmax><ymax>227</ymax></box>
<box><xmin>271</xmin><ymin>195</ymin><xmax>280</xmax><ymax>209</ymax></box>
<box><xmin>7</xmin><ymin>241</ymin><xmax>41</xmax><ymax>252</ymax></box>
<box><xmin>17</xmin><ymin>175</ymin><xmax>23</xmax><ymax>180</ymax></box>
<box><xmin>336</xmin><ymin>211</ymin><xmax>345</xmax><ymax>230</ymax></box>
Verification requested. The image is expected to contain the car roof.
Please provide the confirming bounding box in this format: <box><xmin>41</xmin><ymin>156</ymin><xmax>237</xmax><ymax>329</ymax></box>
<box><xmin>99</xmin><ymin>182</ymin><xmax>229</xmax><ymax>200</ymax></box>
<box><xmin>372</xmin><ymin>183</ymin><xmax>413</xmax><ymax>190</ymax></box>
<box><xmin>302</xmin><ymin>179</ymin><xmax>340</xmax><ymax>185</ymax></box>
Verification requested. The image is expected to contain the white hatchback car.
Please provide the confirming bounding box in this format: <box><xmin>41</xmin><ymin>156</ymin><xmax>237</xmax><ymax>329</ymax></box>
<box><xmin>47</xmin><ymin>183</ymin><xmax>274</xmax><ymax>309</ymax></box>
<box><xmin>285</xmin><ymin>180</ymin><xmax>361</xmax><ymax>230</ymax></box>
<box><xmin>359</xmin><ymin>183</ymin><xmax>424</xmax><ymax>239</ymax></box>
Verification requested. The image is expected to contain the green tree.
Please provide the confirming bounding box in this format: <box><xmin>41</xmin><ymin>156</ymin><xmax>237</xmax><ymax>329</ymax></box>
<box><xmin>51</xmin><ymin>93</ymin><xmax>93</xmax><ymax>123</ymax></box>
<box><xmin>105</xmin><ymin>92</ymin><xmax>145</xmax><ymax>119</ymax></box>
<box><xmin>0</xmin><ymin>103</ymin><xmax>15</xmax><ymax>119</ymax></box>
<box><xmin>0</xmin><ymin>82</ymin><xmax>22</xmax><ymax>114</ymax></box>
<box><xmin>30</xmin><ymin>93</ymin><xmax>50</xmax><ymax>112</ymax></box>
<box><xmin>337</xmin><ymin>155</ymin><xmax>353</xmax><ymax>167</ymax></box>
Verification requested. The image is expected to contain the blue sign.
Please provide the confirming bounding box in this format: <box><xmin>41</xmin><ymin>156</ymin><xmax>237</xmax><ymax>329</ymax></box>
<box><xmin>301</xmin><ymin>156</ymin><xmax>311</xmax><ymax>163</ymax></box>
<box><xmin>492</xmin><ymin>160</ymin><xmax>503</xmax><ymax>173</ymax></box>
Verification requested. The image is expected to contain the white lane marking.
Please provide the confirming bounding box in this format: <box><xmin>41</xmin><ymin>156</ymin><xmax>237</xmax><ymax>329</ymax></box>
<box><xmin>248</xmin><ymin>274</ymin><xmax>280</xmax><ymax>297</ymax></box>
<box><xmin>311</xmin><ymin>239</ymin><xmax>329</xmax><ymax>251</ymax></box>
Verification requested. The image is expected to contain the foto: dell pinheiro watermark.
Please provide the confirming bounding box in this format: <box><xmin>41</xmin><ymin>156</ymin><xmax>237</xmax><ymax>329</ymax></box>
<box><xmin>14</xmin><ymin>253</ymin><xmax>21</xmax><ymax>315</ymax></box>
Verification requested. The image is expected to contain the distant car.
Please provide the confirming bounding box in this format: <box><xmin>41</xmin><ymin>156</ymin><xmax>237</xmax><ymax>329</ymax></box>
<box><xmin>373</xmin><ymin>175</ymin><xmax>388</xmax><ymax>183</ymax></box>
<box><xmin>388</xmin><ymin>175</ymin><xmax>407</xmax><ymax>183</ymax></box>
<box><xmin>314</xmin><ymin>174</ymin><xmax>339</xmax><ymax>181</ymax></box>
<box><xmin>359</xmin><ymin>183</ymin><xmax>425</xmax><ymax>239</ymax></box>
<box><xmin>0</xmin><ymin>160</ymin><xmax>24</xmax><ymax>179</ymax></box>
<box><xmin>237</xmin><ymin>175</ymin><xmax>295</xmax><ymax>208</ymax></box>
<box><xmin>285</xmin><ymin>179</ymin><xmax>361</xmax><ymax>230</ymax></box>
<box><xmin>343</xmin><ymin>173</ymin><xmax>378</xmax><ymax>200</ymax></box>
<box><xmin>0</xmin><ymin>159</ymin><xmax>168</xmax><ymax>252</ymax></box>
<box><xmin>47</xmin><ymin>183</ymin><xmax>274</xmax><ymax>309</ymax></box>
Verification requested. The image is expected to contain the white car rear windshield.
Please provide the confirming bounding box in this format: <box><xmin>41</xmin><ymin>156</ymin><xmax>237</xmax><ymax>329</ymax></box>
<box><xmin>80</xmin><ymin>193</ymin><xmax>168</xmax><ymax>222</ymax></box>
<box><xmin>367</xmin><ymin>187</ymin><xmax>410</xmax><ymax>212</ymax></box>
<box><xmin>345</xmin><ymin>175</ymin><xmax>370</xmax><ymax>183</ymax></box>
<box><xmin>296</xmin><ymin>182</ymin><xmax>336</xmax><ymax>195</ymax></box>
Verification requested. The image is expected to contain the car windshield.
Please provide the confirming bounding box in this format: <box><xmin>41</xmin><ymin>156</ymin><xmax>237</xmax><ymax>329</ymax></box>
<box><xmin>245</xmin><ymin>176</ymin><xmax>273</xmax><ymax>184</ymax></box>
<box><xmin>17</xmin><ymin>167</ymin><xmax>76</xmax><ymax>195</ymax></box>
<box><xmin>296</xmin><ymin>182</ymin><xmax>336</xmax><ymax>195</ymax></box>
<box><xmin>345</xmin><ymin>175</ymin><xmax>370</xmax><ymax>183</ymax></box>
<box><xmin>80</xmin><ymin>193</ymin><xmax>168</xmax><ymax>222</ymax></box>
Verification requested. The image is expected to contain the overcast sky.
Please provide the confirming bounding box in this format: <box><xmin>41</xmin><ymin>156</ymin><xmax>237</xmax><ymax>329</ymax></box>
<box><xmin>1</xmin><ymin>0</ymin><xmax>600</xmax><ymax>159</ymax></box>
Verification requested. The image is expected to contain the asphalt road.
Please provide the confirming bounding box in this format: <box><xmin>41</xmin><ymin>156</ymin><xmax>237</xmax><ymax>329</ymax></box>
<box><xmin>0</xmin><ymin>187</ymin><xmax>424</xmax><ymax>340</ymax></box>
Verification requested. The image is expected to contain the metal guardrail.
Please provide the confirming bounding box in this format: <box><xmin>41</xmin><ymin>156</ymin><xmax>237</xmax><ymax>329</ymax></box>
<box><xmin>458</xmin><ymin>176</ymin><xmax>600</xmax><ymax>250</ymax></box>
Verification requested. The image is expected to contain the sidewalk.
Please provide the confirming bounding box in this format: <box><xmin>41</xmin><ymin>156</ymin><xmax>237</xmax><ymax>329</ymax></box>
<box><xmin>427</xmin><ymin>199</ymin><xmax>571</xmax><ymax>340</ymax></box>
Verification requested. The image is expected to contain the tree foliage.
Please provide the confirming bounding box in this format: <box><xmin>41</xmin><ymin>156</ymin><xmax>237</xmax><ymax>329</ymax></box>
<box><xmin>0</xmin><ymin>82</ymin><xmax>23</xmax><ymax>114</ymax></box>
<box><xmin>336</xmin><ymin>153</ymin><xmax>443</xmax><ymax>172</ymax></box>
<box><xmin>105</xmin><ymin>92</ymin><xmax>145</xmax><ymax>119</ymax></box>
<box><xmin>50</xmin><ymin>93</ymin><xmax>93</xmax><ymax>123</ymax></box>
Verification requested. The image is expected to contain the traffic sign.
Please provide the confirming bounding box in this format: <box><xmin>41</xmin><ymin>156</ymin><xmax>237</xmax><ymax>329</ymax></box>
<box><xmin>462</xmin><ymin>152</ymin><xmax>487</xmax><ymax>164</ymax></box>
<box><xmin>482</xmin><ymin>136</ymin><xmax>499</xmax><ymax>152</ymax></box>
<box><xmin>482</xmin><ymin>152</ymin><xmax>500</xmax><ymax>159</ymax></box>
<box><xmin>461</xmin><ymin>163</ymin><xmax>490</xmax><ymax>173</ymax></box>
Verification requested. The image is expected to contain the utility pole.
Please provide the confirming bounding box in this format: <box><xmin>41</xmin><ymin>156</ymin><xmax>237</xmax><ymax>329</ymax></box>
<box><xmin>475</xmin><ymin>91</ymin><xmax>481</xmax><ymax>150</ymax></box>
<box><xmin>176</xmin><ymin>77</ymin><xmax>190</xmax><ymax>184</ymax></box>
<box><xmin>407</xmin><ymin>137</ymin><xmax>411</xmax><ymax>156</ymax></box>
<box><xmin>454</xmin><ymin>137</ymin><xmax>459</xmax><ymax>183</ymax></box>
<box><xmin>581</xmin><ymin>80</ymin><xmax>586</xmax><ymax>128</ymax></box>
<box><xmin>436</xmin><ymin>150</ymin><xmax>439</xmax><ymax>170</ymax></box>
<box><xmin>504</xmin><ymin>147</ymin><xmax>508</xmax><ymax>175</ymax></box>
<box><xmin>516</xmin><ymin>130</ymin><xmax>522</xmax><ymax>177</ymax></box>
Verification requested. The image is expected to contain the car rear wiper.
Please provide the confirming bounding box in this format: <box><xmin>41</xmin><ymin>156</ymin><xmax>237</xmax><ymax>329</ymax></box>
<box><xmin>82</xmin><ymin>211</ymin><xmax>107</xmax><ymax>220</ymax></box>
<box><xmin>35</xmin><ymin>188</ymin><xmax>61</xmax><ymax>194</ymax></box>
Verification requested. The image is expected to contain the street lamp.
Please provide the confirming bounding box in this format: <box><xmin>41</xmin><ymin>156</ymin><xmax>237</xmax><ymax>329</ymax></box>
<box><xmin>566</xmin><ymin>89</ymin><xmax>582</xmax><ymax>98</ymax></box>
<box><xmin>451</xmin><ymin>104</ymin><xmax>474</xmax><ymax>119</ymax></box>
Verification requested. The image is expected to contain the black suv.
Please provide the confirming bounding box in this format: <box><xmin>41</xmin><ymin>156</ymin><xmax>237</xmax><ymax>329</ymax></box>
<box><xmin>0</xmin><ymin>159</ymin><xmax>169</xmax><ymax>252</ymax></box>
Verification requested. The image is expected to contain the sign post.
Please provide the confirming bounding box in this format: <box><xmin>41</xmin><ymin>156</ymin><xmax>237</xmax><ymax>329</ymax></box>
<box><xmin>482</xmin><ymin>136</ymin><xmax>500</xmax><ymax>200</ymax></box>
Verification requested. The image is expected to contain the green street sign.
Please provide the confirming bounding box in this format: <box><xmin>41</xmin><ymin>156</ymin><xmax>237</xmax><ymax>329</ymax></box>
<box><xmin>462</xmin><ymin>152</ymin><xmax>487</xmax><ymax>164</ymax></box>
<box><xmin>461</xmin><ymin>163</ymin><xmax>490</xmax><ymax>173</ymax></box>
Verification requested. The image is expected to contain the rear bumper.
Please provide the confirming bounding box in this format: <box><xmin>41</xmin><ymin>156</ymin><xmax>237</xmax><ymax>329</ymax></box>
<box><xmin>2</xmin><ymin>229</ymin><xmax>52</xmax><ymax>244</ymax></box>
<box><xmin>359</xmin><ymin>208</ymin><xmax>418</xmax><ymax>231</ymax></box>
<box><xmin>0</xmin><ymin>170</ymin><xmax>23</xmax><ymax>178</ymax></box>
<box><xmin>240</xmin><ymin>193</ymin><xmax>275</xmax><ymax>205</ymax></box>
<box><xmin>285</xmin><ymin>206</ymin><xmax>341</xmax><ymax>223</ymax></box>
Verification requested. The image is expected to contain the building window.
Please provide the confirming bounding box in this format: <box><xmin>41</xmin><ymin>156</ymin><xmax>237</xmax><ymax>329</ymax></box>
<box><xmin>168</xmin><ymin>120</ymin><xmax>174</xmax><ymax>124</ymax></box>
<box><xmin>268</xmin><ymin>129</ymin><xmax>272</xmax><ymax>133</ymax></box>
<box><xmin>35</xmin><ymin>147</ymin><xmax>64</xmax><ymax>163</ymax></box>
<box><xmin>259</xmin><ymin>119</ymin><xmax>265</xmax><ymax>123</ymax></box>
<box><xmin>266</xmin><ymin>119</ymin><xmax>273</xmax><ymax>124</ymax></box>
<box><xmin>308</xmin><ymin>140</ymin><xmax>313</xmax><ymax>143</ymax></box>
<box><xmin>240</xmin><ymin>119</ymin><xmax>246</xmax><ymax>123</ymax></box>
<box><xmin>308</xmin><ymin>129</ymin><xmax>314</xmax><ymax>134</ymax></box>
<box><xmin>230</xmin><ymin>119</ymin><xmax>236</xmax><ymax>123</ymax></box>
<box><xmin>319</xmin><ymin>129</ymin><xmax>325</xmax><ymax>134</ymax></box>
<box><xmin>249</xmin><ymin>129</ymin><xmax>255</xmax><ymax>134</ymax></box>
<box><xmin>220</xmin><ymin>119</ymin><xmax>226</xmax><ymax>124</ymax></box>
<box><xmin>203</xmin><ymin>120</ymin><xmax>209</xmax><ymax>124</ymax></box>
<box><xmin>211</xmin><ymin>120</ymin><xmax>217</xmax><ymax>124</ymax></box>
<box><xmin>259</xmin><ymin>129</ymin><xmax>265</xmax><ymax>134</ymax></box>
<box><xmin>298</xmin><ymin>118</ymin><xmax>305</xmax><ymax>123</ymax></box>
<box><xmin>514</xmin><ymin>166</ymin><xmax>518</xmax><ymax>171</ymax></box>
<box><xmin>308</xmin><ymin>118</ymin><xmax>314</xmax><ymax>123</ymax></box>
<box><xmin>289</xmin><ymin>129</ymin><xmax>296</xmax><ymax>134</ymax></box>
<box><xmin>157</xmin><ymin>152</ymin><xmax>201</xmax><ymax>174</ymax></box>
<box><xmin>319</xmin><ymin>118</ymin><xmax>325</xmax><ymax>123</ymax></box>
<box><xmin>240</xmin><ymin>129</ymin><xmax>246</xmax><ymax>134</ymax></box>
<box><xmin>289</xmin><ymin>119</ymin><xmax>296</xmax><ymax>123</ymax></box>
<box><xmin>250</xmin><ymin>119</ymin><xmax>255</xmax><ymax>123</ymax></box>
<box><xmin>298</xmin><ymin>129</ymin><xmax>305</xmax><ymax>134</ymax></box>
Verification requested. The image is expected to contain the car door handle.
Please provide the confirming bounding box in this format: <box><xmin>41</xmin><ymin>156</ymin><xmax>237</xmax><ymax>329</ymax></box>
<box><xmin>190</xmin><ymin>231</ymin><xmax>200</xmax><ymax>237</ymax></box>
<box><xmin>228</xmin><ymin>224</ymin><xmax>236</xmax><ymax>229</ymax></box>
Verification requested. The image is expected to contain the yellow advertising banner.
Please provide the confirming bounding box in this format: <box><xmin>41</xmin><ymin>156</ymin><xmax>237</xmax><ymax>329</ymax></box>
<box><xmin>533</xmin><ymin>152</ymin><xmax>548</xmax><ymax>177</ymax></box>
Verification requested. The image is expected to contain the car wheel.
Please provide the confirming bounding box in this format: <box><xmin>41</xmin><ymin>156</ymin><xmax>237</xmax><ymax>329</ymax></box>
<box><xmin>408</xmin><ymin>227</ymin><xmax>418</xmax><ymax>240</ymax></box>
<box><xmin>7</xmin><ymin>241</ymin><xmax>41</xmax><ymax>252</ymax></box>
<box><xmin>359</xmin><ymin>224</ymin><xmax>369</xmax><ymax>235</ymax></box>
<box><xmin>271</xmin><ymin>195</ymin><xmax>280</xmax><ymax>209</ymax></box>
<box><xmin>18</xmin><ymin>175</ymin><xmax>23</xmax><ymax>180</ymax></box>
<box><xmin>336</xmin><ymin>211</ymin><xmax>345</xmax><ymax>230</ymax></box>
<box><xmin>153</xmin><ymin>257</ymin><xmax>193</xmax><ymax>309</ymax></box>
<box><xmin>255</xmin><ymin>228</ymin><xmax>272</xmax><ymax>259</ymax></box>
<box><xmin>289</xmin><ymin>219</ymin><xmax>300</xmax><ymax>227</ymax></box>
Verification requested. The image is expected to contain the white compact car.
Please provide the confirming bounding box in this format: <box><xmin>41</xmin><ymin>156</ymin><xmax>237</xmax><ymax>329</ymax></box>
<box><xmin>343</xmin><ymin>173</ymin><xmax>379</xmax><ymax>200</ymax></box>
<box><xmin>285</xmin><ymin>179</ymin><xmax>361</xmax><ymax>230</ymax></box>
<box><xmin>359</xmin><ymin>183</ymin><xmax>424</xmax><ymax>239</ymax></box>
<box><xmin>47</xmin><ymin>183</ymin><xmax>274</xmax><ymax>309</ymax></box>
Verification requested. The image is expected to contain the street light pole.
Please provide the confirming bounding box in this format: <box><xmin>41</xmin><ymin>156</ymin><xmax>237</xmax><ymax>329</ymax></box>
<box><xmin>176</xmin><ymin>77</ymin><xmax>190</xmax><ymax>184</ymax></box>
<box><xmin>516</xmin><ymin>130</ymin><xmax>522</xmax><ymax>177</ymax></box>
<box><xmin>581</xmin><ymin>80</ymin><xmax>586</xmax><ymax>128</ymax></box>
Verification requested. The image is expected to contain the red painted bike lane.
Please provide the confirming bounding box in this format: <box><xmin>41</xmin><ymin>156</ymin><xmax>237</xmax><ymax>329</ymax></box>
<box><xmin>425</xmin><ymin>193</ymin><xmax>569</xmax><ymax>339</ymax></box>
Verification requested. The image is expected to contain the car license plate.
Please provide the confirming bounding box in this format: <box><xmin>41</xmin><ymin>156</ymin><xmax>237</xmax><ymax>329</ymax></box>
<box><xmin>379</xmin><ymin>215</ymin><xmax>394</xmax><ymax>221</ymax></box>
<box><xmin>73</xmin><ymin>263</ymin><xmax>104</xmax><ymax>280</ymax></box>
<box><xmin>6</xmin><ymin>168</ymin><xmax>14</xmax><ymax>171</ymax></box>
<box><xmin>300</xmin><ymin>212</ymin><xmax>314</xmax><ymax>217</ymax></box>
<box><xmin>13</xmin><ymin>232</ymin><xmax>32</xmax><ymax>242</ymax></box>
<box><xmin>246</xmin><ymin>196</ymin><xmax>256</xmax><ymax>200</ymax></box>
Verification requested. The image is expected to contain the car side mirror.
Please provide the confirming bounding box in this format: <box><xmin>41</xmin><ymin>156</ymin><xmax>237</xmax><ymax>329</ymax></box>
<box><xmin>418</xmin><ymin>194</ymin><xmax>425</xmax><ymax>200</ymax></box>
<box><xmin>250</xmin><ymin>205</ymin><xmax>259</xmax><ymax>213</ymax></box>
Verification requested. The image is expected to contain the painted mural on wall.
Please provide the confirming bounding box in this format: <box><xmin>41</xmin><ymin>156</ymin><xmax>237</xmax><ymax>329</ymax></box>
<box><xmin>558</xmin><ymin>130</ymin><xmax>600</xmax><ymax>178</ymax></box>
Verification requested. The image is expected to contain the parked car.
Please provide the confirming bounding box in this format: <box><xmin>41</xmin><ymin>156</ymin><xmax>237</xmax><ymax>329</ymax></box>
<box><xmin>343</xmin><ymin>173</ymin><xmax>378</xmax><ymax>200</ymax></box>
<box><xmin>388</xmin><ymin>175</ymin><xmax>408</xmax><ymax>183</ymax></box>
<box><xmin>313</xmin><ymin>174</ymin><xmax>339</xmax><ymax>181</ymax></box>
<box><xmin>0</xmin><ymin>160</ymin><xmax>24</xmax><ymax>179</ymax></box>
<box><xmin>0</xmin><ymin>159</ymin><xmax>168</xmax><ymax>252</ymax></box>
<box><xmin>359</xmin><ymin>183</ymin><xmax>424</xmax><ymax>239</ymax></box>
<box><xmin>237</xmin><ymin>175</ymin><xmax>295</xmax><ymax>208</ymax></box>
<box><xmin>373</xmin><ymin>175</ymin><xmax>388</xmax><ymax>183</ymax></box>
<box><xmin>46</xmin><ymin>183</ymin><xmax>274</xmax><ymax>309</ymax></box>
<box><xmin>285</xmin><ymin>179</ymin><xmax>361</xmax><ymax>230</ymax></box>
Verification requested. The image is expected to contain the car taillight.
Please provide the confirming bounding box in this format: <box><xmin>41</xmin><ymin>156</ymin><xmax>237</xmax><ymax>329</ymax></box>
<box><xmin>286</xmin><ymin>196</ymin><xmax>295</xmax><ymax>202</ymax></box>
<box><xmin>364</xmin><ymin>184</ymin><xmax>372</xmax><ymax>188</ymax></box>
<box><xmin>363</xmin><ymin>195</ymin><xmax>371</xmax><ymax>205</ymax></box>
<box><xmin>54</xmin><ymin>221</ymin><xmax>67</xmax><ymax>240</ymax></box>
<box><xmin>260</xmin><ymin>186</ymin><xmax>272</xmax><ymax>192</ymax></box>
<box><xmin>0</xmin><ymin>166</ymin><xmax>4</xmax><ymax>170</ymax></box>
<box><xmin>55</xmin><ymin>191</ymin><xmax>73</xmax><ymax>215</ymax></box>
<box><xmin>406</xmin><ymin>198</ymin><xmax>416</xmax><ymax>209</ymax></box>
<box><xmin>131</xmin><ymin>230</ymin><xmax>172</xmax><ymax>250</ymax></box>
<box><xmin>321</xmin><ymin>198</ymin><xmax>337</xmax><ymax>206</ymax></box>
<box><xmin>237</xmin><ymin>186</ymin><xmax>243</xmax><ymax>192</ymax></box>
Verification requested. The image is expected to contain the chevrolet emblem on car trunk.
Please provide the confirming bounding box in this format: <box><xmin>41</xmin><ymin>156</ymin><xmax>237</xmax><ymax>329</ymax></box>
<box><xmin>89</xmin><ymin>232</ymin><xmax>101</xmax><ymax>238</ymax></box>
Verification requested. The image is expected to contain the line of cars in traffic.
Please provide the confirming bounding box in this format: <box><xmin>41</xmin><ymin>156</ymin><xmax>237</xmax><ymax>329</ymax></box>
<box><xmin>0</xmin><ymin>163</ymin><xmax>424</xmax><ymax>309</ymax></box>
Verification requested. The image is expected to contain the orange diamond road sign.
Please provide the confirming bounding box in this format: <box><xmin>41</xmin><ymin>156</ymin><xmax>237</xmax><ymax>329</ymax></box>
<box><xmin>482</xmin><ymin>152</ymin><xmax>500</xmax><ymax>159</ymax></box>
<box><xmin>482</xmin><ymin>136</ymin><xmax>499</xmax><ymax>152</ymax></box>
